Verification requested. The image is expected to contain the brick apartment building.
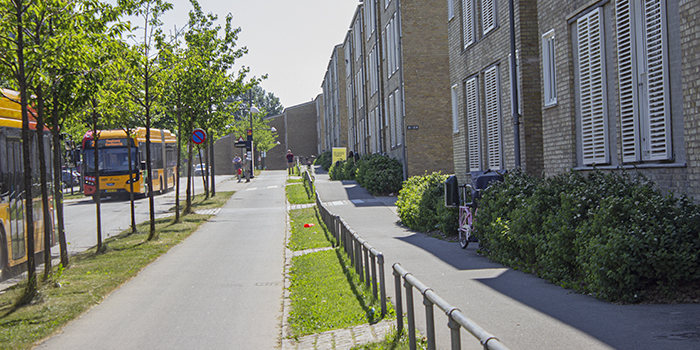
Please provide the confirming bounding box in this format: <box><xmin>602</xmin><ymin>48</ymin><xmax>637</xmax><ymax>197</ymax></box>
<box><xmin>448</xmin><ymin>0</ymin><xmax>543</xmax><ymax>185</ymax></box>
<box><xmin>320</xmin><ymin>45</ymin><xmax>348</xmax><ymax>154</ymax></box>
<box><xmin>333</xmin><ymin>0</ymin><xmax>454</xmax><ymax>178</ymax></box>
<box><xmin>264</xmin><ymin>99</ymin><xmax>320</xmax><ymax>170</ymax></box>
<box><xmin>535</xmin><ymin>0</ymin><xmax>700</xmax><ymax>201</ymax></box>
<box><xmin>215</xmin><ymin>100</ymin><xmax>319</xmax><ymax>172</ymax></box>
<box><xmin>446</xmin><ymin>0</ymin><xmax>700</xmax><ymax>200</ymax></box>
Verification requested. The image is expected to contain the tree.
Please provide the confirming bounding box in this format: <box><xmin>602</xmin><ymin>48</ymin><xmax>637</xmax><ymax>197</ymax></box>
<box><xmin>122</xmin><ymin>0</ymin><xmax>173</xmax><ymax>241</ymax></box>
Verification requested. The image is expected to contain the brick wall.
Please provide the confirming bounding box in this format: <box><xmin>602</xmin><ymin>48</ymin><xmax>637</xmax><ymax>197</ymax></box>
<box><xmin>449</xmin><ymin>0</ymin><xmax>542</xmax><ymax>183</ymax></box>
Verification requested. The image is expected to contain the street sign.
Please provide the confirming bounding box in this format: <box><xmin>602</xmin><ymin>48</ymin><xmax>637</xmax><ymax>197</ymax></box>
<box><xmin>192</xmin><ymin>128</ymin><xmax>207</xmax><ymax>144</ymax></box>
<box><xmin>234</xmin><ymin>141</ymin><xmax>247</xmax><ymax>148</ymax></box>
<box><xmin>237</xmin><ymin>136</ymin><xmax>244</xmax><ymax>142</ymax></box>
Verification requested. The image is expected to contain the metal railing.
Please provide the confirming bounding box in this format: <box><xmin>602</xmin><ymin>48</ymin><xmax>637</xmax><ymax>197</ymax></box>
<box><xmin>315</xmin><ymin>190</ymin><xmax>388</xmax><ymax>317</ymax></box>
<box><xmin>393</xmin><ymin>263</ymin><xmax>511</xmax><ymax>350</ymax></box>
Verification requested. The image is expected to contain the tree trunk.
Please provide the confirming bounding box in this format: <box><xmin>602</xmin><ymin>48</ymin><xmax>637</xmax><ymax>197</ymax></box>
<box><xmin>50</xmin><ymin>97</ymin><xmax>68</xmax><ymax>268</ymax></box>
<box><xmin>92</xmin><ymin>100</ymin><xmax>104</xmax><ymax>253</ymax></box>
<box><xmin>175</xmin><ymin>109</ymin><xmax>182</xmax><ymax>222</ymax></box>
<box><xmin>127</xmin><ymin>131</ymin><xmax>136</xmax><ymax>235</ymax></box>
<box><xmin>33</xmin><ymin>88</ymin><xmax>53</xmax><ymax>278</ymax></box>
<box><xmin>15</xmin><ymin>3</ymin><xmax>37</xmax><ymax>302</ymax></box>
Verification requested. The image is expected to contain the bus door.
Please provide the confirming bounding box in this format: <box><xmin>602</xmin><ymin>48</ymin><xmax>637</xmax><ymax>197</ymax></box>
<box><xmin>8</xmin><ymin>139</ymin><xmax>25</xmax><ymax>261</ymax></box>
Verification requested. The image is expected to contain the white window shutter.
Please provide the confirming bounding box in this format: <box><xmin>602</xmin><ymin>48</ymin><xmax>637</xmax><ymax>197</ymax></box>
<box><xmin>643</xmin><ymin>0</ymin><xmax>671</xmax><ymax>161</ymax></box>
<box><xmin>465</xmin><ymin>77</ymin><xmax>481</xmax><ymax>172</ymax></box>
<box><xmin>482</xmin><ymin>0</ymin><xmax>496</xmax><ymax>34</ymax></box>
<box><xmin>451</xmin><ymin>85</ymin><xmax>460</xmax><ymax>133</ymax></box>
<box><xmin>484</xmin><ymin>66</ymin><xmax>502</xmax><ymax>170</ymax></box>
<box><xmin>578</xmin><ymin>8</ymin><xmax>609</xmax><ymax>166</ymax></box>
<box><xmin>462</xmin><ymin>0</ymin><xmax>474</xmax><ymax>48</ymax></box>
<box><xmin>616</xmin><ymin>0</ymin><xmax>641</xmax><ymax>163</ymax></box>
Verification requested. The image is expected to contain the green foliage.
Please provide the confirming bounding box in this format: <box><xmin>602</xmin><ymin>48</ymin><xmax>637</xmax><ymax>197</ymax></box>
<box><xmin>315</xmin><ymin>151</ymin><xmax>332</xmax><ymax>171</ymax></box>
<box><xmin>396</xmin><ymin>173</ymin><xmax>458</xmax><ymax>235</ymax></box>
<box><xmin>329</xmin><ymin>158</ymin><xmax>357</xmax><ymax>181</ymax></box>
<box><xmin>475</xmin><ymin>170</ymin><xmax>700</xmax><ymax>302</ymax></box>
<box><xmin>354</xmin><ymin>154</ymin><xmax>403</xmax><ymax>196</ymax></box>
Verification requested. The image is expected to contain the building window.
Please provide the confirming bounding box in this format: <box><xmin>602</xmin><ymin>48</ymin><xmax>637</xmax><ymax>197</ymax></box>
<box><xmin>462</xmin><ymin>0</ymin><xmax>475</xmax><ymax>48</ymax></box>
<box><xmin>394</xmin><ymin>88</ymin><xmax>403</xmax><ymax>146</ymax></box>
<box><xmin>465</xmin><ymin>76</ymin><xmax>481</xmax><ymax>172</ymax></box>
<box><xmin>386</xmin><ymin>16</ymin><xmax>400</xmax><ymax>77</ymax></box>
<box><xmin>481</xmin><ymin>0</ymin><xmax>497</xmax><ymax>35</ymax></box>
<box><xmin>451</xmin><ymin>84</ymin><xmax>460</xmax><ymax>133</ymax></box>
<box><xmin>616</xmin><ymin>0</ymin><xmax>672</xmax><ymax>162</ymax></box>
<box><xmin>448</xmin><ymin>0</ymin><xmax>455</xmax><ymax>20</ymax></box>
<box><xmin>542</xmin><ymin>30</ymin><xmax>557</xmax><ymax>106</ymax></box>
<box><xmin>484</xmin><ymin>65</ymin><xmax>503</xmax><ymax>170</ymax></box>
<box><xmin>576</xmin><ymin>7</ymin><xmax>609</xmax><ymax>166</ymax></box>
<box><xmin>365</xmin><ymin>0</ymin><xmax>376</xmax><ymax>40</ymax></box>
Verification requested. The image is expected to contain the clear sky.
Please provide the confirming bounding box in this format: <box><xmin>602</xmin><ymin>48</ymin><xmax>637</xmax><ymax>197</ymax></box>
<box><xmin>153</xmin><ymin>0</ymin><xmax>361</xmax><ymax>109</ymax></box>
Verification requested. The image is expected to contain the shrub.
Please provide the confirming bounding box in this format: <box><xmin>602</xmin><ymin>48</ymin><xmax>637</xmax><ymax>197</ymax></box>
<box><xmin>475</xmin><ymin>169</ymin><xmax>700</xmax><ymax>303</ymax></box>
<box><xmin>396</xmin><ymin>172</ymin><xmax>458</xmax><ymax>235</ymax></box>
<box><xmin>329</xmin><ymin>158</ymin><xmax>357</xmax><ymax>181</ymax></box>
<box><xmin>314</xmin><ymin>151</ymin><xmax>332</xmax><ymax>171</ymax></box>
<box><xmin>354</xmin><ymin>154</ymin><xmax>403</xmax><ymax>196</ymax></box>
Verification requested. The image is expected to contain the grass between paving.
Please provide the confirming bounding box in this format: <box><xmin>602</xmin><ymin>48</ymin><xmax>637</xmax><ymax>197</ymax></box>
<box><xmin>0</xmin><ymin>191</ymin><xmax>233</xmax><ymax>350</ymax></box>
<box><xmin>286</xmin><ymin>180</ymin><xmax>394</xmax><ymax>338</ymax></box>
<box><xmin>286</xmin><ymin>183</ymin><xmax>315</xmax><ymax>204</ymax></box>
<box><xmin>288</xmin><ymin>249</ymin><xmax>394</xmax><ymax>337</ymax></box>
<box><xmin>288</xmin><ymin>207</ymin><xmax>336</xmax><ymax>251</ymax></box>
<box><xmin>350</xmin><ymin>326</ymin><xmax>427</xmax><ymax>350</ymax></box>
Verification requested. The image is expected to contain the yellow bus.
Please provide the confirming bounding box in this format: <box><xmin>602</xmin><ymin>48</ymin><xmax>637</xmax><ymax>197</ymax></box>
<box><xmin>0</xmin><ymin>89</ymin><xmax>56</xmax><ymax>277</ymax></box>
<box><xmin>81</xmin><ymin>128</ymin><xmax>177</xmax><ymax>200</ymax></box>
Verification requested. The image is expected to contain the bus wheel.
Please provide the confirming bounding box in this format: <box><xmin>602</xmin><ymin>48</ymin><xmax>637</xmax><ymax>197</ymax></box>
<box><xmin>0</xmin><ymin>227</ymin><xmax>8</xmax><ymax>280</ymax></box>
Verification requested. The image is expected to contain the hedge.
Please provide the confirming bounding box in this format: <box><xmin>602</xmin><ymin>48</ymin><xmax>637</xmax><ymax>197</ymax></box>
<box><xmin>396</xmin><ymin>172</ymin><xmax>458</xmax><ymax>236</ymax></box>
<box><xmin>475</xmin><ymin>169</ymin><xmax>700</xmax><ymax>303</ymax></box>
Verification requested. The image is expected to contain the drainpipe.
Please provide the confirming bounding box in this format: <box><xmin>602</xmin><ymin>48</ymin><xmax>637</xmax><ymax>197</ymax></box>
<box><xmin>509</xmin><ymin>0</ymin><xmax>522</xmax><ymax>168</ymax></box>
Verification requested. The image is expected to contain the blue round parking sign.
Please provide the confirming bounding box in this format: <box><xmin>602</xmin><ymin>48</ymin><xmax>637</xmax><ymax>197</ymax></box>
<box><xmin>192</xmin><ymin>128</ymin><xmax>206</xmax><ymax>144</ymax></box>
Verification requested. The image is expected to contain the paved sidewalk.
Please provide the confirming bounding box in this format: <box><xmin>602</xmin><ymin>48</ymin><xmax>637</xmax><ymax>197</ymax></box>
<box><xmin>310</xmin><ymin>167</ymin><xmax>700</xmax><ymax>350</ymax></box>
<box><xmin>37</xmin><ymin>172</ymin><xmax>287</xmax><ymax>350</ymax></box>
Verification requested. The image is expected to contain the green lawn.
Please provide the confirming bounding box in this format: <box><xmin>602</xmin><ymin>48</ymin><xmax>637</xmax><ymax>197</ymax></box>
<box><xmin>286</xmin><ymin>183</ymin><xmax>315</xmax><ymax>204</ymax></box>
<box><xmin>288</xmin><ymin>207</ymin><xmax>335</xmax><ymax>251</ymax></box>
<box><xmin>288</xmin><ymin>249</ymin><xmax>393</xmax><ymax>337</ymax></box>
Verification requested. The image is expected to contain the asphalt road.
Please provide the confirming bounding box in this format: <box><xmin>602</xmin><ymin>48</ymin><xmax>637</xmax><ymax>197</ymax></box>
<box><xmin>55</xmin><ymin>175</ymin><xmax>234</xmax><ymax>256</ymax></box>
<box><xmin>37</xmin><ymin>171</ymin><xmax>287</xmax><ymax>349</ymax></box>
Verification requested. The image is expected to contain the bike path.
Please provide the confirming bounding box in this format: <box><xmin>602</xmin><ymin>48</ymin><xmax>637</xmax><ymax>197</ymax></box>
<box><xmin>37</xmin><ymin>171</ymin><xmax>288</xmax><ymax>350</ymax></box>
<box><xmin>312</xmin><ymin>169</ymin><xmax>700</xmax><ymax>350</ymax></box>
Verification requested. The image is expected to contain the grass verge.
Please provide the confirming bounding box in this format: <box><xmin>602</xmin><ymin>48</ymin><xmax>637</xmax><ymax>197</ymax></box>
<box><xmin>0</xmin><ymin>191</ymin><xmax>233</xmax><ymax>350</ymax></box>
<box><xmin>288</xmin><ymin>249</ymin><xmax>394</xmax><ymax>337</ymax></box>
<box><xmin>350</xmin><ymin>327</ymin><xmax>426</xmax><ymax>350</ymax></box>
<box><xmin>286</xmin><ymin>183</ymin><xmax>315</xmax><ymax>204</ymax></box>
<box><xmin>288</xmin><ymin>207</ymin><xmax>335</xmax><ymax>251</ymax></box>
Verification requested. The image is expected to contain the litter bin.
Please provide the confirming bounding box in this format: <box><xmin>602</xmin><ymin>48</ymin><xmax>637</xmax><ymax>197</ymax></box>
<box><xmin>444</xmin><ymin>175</ymin><xmax>459</xmax><ymax>207</ymax></box>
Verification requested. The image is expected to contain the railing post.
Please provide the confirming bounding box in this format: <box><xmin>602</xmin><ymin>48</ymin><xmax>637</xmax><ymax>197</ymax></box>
<box><xmin>447</xmin><ymin>309</ymin><xmax>462</xmax><ymax>350</ymax></box>
<box><xmin>378</xmin><ymin>254</ymin><xmax>386</xmax><ymax>316</ymax></box>
<box><xmin>370</xmin><ymin>254</ymin><xmax>378</xmax><ymax>299</ymax></box>
<box><xmin>355</xmin><ymin>239</ymin><xmax>362</xmax><ymax>276</ymax></box>
<box><xmin>404</xmin><ymin>277</ymin><xmax>416</xmax><ymax>350</ymax></box>
<box><xmin>363</xmin><ymin>247</ymin><xmax>371</xmax><ymax>287</ymax></box>
<box><xmin>424</xmin><ymin>295</ymin><xmax>436</xmax><ymax>350</ymax></box>
<box><xmin>393</xmin><ymin>268</ymin><xmax>403</xmax><ymax>335</ymax></box>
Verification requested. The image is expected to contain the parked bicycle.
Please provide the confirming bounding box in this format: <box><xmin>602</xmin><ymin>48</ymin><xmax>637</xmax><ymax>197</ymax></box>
<box><xmin>446</xmin><ymin>170</ymin><xmax>505</xmax><ymax>248</ymax></box>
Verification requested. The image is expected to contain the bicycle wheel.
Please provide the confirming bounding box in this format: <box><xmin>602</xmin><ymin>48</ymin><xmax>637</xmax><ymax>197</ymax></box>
<box><xmin>458</xmin><ymin>225</ymin><xmax>471</xmax><ymax>249</ymax></box>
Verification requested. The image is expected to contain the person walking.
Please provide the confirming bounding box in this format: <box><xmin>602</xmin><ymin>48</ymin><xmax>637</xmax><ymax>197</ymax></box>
<box><xmin>243</xmin><ymin>154</ymin><xmax>251</xmax><ymax>182</ymax></box>
<box><xmin>232</xmin><ymin>155</ymin><xmax>242</xmax><ymax>182</ymax></box>
<box><xmin>286</xmin><ymin>149</ymin><xmax>294</xmax><ymax>175</ymax></box>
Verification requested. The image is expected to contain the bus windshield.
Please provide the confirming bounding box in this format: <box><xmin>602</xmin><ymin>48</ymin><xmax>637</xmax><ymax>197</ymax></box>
<box><xmin>84</xmin><ymin>147</ymin><xmax>139</xmax><ymax>175</ymax></box>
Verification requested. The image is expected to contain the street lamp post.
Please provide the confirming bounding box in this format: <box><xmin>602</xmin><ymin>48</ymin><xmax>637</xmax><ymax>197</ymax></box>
<box><xmin>248</xmin><ymin>105</ymin><xmax>260</xmax><ymax>178</ymax></box>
